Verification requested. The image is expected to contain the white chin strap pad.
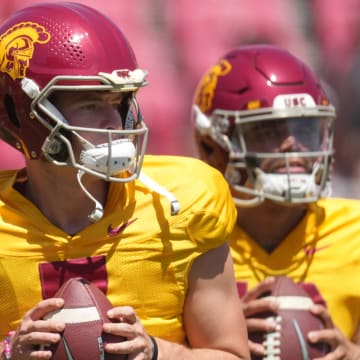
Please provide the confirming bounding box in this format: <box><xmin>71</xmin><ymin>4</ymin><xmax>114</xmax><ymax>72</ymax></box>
<box><xmin>80</xmin><ymin>139</ymin><xmax>136</xmax><ymax>175</ymax></box>
<box><xmin>256</xmin><ymin>172</ymin><xmax>317</xmax><ymax>200</ymax></box>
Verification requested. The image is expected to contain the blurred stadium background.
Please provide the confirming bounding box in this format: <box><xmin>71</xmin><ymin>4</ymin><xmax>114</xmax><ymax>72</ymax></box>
<box><xmin>1</xmin><ymin>0</ymin><xmax>360</xmax><ymax>197</ymax></box>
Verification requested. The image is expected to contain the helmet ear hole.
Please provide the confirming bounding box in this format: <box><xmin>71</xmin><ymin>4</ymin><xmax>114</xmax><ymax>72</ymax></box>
<box><xmin>195</xmin><ymin>133</ymin><xmax>229</xmax><ymax>174</ymax></box>
<box><xmin>47</xmin><ymin>141</ymin><xmax>68</xmax><ymax>162</ymax></box>
<box><xmin>194</xmin><ymin>132</ymin><xmax>214</xmax><ymax>159</ymax></box>
<box><xmin>200</xmin><ymin>139</ymin><xmax>214</xmax><ymax>156</ymax></box>
<box><xmin>4</xmin><ymin>94</ymin><xmax>20</xmax><ymax>128</ymax></box>
<box><xmin>118</xmin><ymin>94</ymin><xmax>136</xmax><ymax>129</ymax></box>
<box><xmin>44</xmin><ymin>128</ymin><xmax>70</xmax><ymax>162</ymax></box>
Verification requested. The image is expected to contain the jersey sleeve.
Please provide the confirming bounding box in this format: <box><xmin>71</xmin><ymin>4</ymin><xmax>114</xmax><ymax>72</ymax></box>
<box><xmin>181</xmin><ymin>159</ymin><xmax>237</xmax><ymax>250</ymax></box>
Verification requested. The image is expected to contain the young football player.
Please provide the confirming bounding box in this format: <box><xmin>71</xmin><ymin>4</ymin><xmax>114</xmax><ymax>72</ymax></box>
<box><xmin>193</xmin><ymin>44</ymin><xmax>360</xmax><ymax>359</ymax></box>
<box><xmin>0</xmin><ymin>3</ymin><xmax>249</xmax><ymax>359</ymax></box>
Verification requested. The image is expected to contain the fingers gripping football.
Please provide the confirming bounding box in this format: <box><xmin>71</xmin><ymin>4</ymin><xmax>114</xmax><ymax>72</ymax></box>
<box><xmin>244</xmin><ymin>276</ymin><xmax>330</xmax><ymax>360</ymax></box>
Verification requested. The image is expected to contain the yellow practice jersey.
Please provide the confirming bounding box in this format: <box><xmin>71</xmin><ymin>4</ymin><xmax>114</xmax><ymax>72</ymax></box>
<box><xmin>0</xmin><ymin>155</ymin><xmax>236</xmax><ymax>340</ymax></box>
<box><xmin>229</xmin><ymin>198</ymin><xmax>360</xmax><ymax>340</ymax></box>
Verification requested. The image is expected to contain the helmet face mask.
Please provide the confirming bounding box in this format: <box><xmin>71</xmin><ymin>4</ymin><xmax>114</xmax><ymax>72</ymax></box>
<box><xmin>0</xmin><ymin>2</ymin><xmax>148</xmax><ymax>182</ymax></box>
<box><xmin>28</xmin><ymin>72</ymin><xmax>148</xmax><ymax>181</ymax></box>
<box><xmin>193</xmin><ymin>45</ymin><xmax>336</xmax><ymax>206</ymax></box>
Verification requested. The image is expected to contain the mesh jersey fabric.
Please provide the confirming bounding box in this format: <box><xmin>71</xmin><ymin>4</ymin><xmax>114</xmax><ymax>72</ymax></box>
<box><xmin>0</xmin><ymin>155</ymin><xmax>236</xmax><ymax>340</ymax></box>
<box><xmin>229</xmin><ymin>197</ymin><xmax>360</xmax><ymax>339</ymax></box>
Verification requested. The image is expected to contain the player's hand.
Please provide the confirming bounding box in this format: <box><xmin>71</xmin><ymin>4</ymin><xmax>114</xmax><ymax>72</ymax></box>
<box><xmin>10</xmin><ymin>298</ymin><xmax>65</xmax><ymax>360</ymax></box>
<box><xmin>241</xmin><ymin>277</ymin><xmax>280</xmax><ymax>357</ymax></box>
<box><xmin>103</xmin><ymin>305</ymin><xmax>155</xmax><ymax>360</ymax></box>
<box><xmin>308</xmin><ymin>304</ymin><xmax>360</xmax><ymax>360</ymax></box>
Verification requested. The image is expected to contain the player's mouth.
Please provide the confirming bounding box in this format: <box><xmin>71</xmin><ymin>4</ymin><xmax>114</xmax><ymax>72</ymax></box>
<box><xmin>275</xmin><ymin>166</ymin><xmax>307</xmax><ymax>174</ymax></box>
<box><xmin>271</xmin><ymin>160</ymin><xmax>309</xmax><ymax>174</ymax></box>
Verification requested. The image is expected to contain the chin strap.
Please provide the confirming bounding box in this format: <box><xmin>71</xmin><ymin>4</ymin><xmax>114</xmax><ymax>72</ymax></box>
<box><xmin>77</xmin><ymin>170</ymin><xmax>104</xmax><ymax>223</ymax></box>
<box><xmin>138</xmin><ymin>173</ymin><xmax>180</xmax><ymax>216</ymax></box>
<box><xmin>77</xmin><ymin>170</ymin><xmax>181</xmax><ymax>223</ymax></box>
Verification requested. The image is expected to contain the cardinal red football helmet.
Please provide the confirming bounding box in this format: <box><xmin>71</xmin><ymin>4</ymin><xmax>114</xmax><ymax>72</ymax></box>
<box><xmin>0</xmin><ymin>2</ymin><xmax>148</xmax><ymax>182</ymax></box>
<box><xmin>193</xmin><ymin>45</ymin><xmax>335</xmax><ymax>205</ymax></box>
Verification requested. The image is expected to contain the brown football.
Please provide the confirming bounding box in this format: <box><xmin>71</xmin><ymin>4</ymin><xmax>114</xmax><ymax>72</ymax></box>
<box><xmin>248</xmin><ymin>276</ymin><xmax>330</xmax><ymax>360</ymax></box>
<box><xmin>44</xmin><ymin>277</ymin><xmax>126</xmax><ymax>360</ymax></box>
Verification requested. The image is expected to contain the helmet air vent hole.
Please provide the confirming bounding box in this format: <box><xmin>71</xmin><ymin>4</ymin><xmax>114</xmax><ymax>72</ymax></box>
<box><xmin>4</xmin><ymin>95</ymin><xmax>20</xmax><ymax>128</ymax></box>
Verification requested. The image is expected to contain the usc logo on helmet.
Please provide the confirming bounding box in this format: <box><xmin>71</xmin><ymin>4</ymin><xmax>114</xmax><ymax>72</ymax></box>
<box><xmin>0</xmin><ymin>22</ymin><xmax>51</xmax><ymax>80</ymax></box>
<box><xmin>194</xmin><ymin>59</ymin><xmax>231</xmax><ymax>112</ymax></box>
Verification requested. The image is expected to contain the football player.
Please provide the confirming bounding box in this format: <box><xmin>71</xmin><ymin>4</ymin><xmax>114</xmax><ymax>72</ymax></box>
<box><xmin>0</xmin><ymin>3</ymin><xmax>249</xmax><ymax>359</ymax></box>
<box><xmin>193</xmin><ymin>44</ymin><xmax>360</xmax><ymax>359</ymax></box>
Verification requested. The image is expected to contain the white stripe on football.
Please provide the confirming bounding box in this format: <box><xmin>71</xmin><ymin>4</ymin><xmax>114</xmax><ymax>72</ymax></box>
<box><xmin>45</xmin><ymin>306</ymin><xmax>101</xmax><ymax>323</ymax></box>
